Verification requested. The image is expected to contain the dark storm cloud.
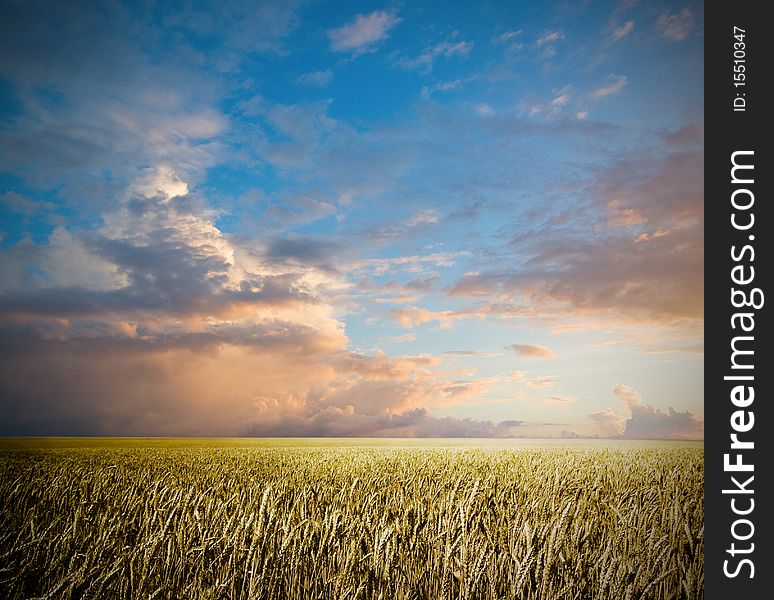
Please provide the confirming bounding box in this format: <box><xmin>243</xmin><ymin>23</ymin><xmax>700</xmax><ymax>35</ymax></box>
<box><xmin>0</xmin><ymin>318</ymin><xmax>340</xmax><ymax>358</ymax></box>
<box><xmin>0</xmin><ymin>338</ymin><xmax>519</xmax><ymax>437</ymax></box>
<box><xmin>0</xmin><ymin>272</ymin><xmax>312</xmax><ymax>319</ymax></box>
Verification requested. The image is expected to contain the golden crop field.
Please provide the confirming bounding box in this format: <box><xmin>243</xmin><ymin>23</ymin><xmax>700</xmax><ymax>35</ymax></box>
<box><xmin>0</xmin><ymin>440</ymin><xmax>703</xmax><ymax>599</ymax></box>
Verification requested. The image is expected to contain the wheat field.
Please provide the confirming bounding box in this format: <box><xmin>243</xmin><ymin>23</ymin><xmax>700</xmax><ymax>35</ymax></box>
<box><xmin>0</xmin><ymin>440</ymin><xmax>703</xmax><ymax>599</ymax></box>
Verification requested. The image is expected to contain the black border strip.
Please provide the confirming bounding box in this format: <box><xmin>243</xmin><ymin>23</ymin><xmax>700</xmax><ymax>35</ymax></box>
<box><xmin>706</xmin><ymin>2</ymin><xmax>771</xmax><ymax>596</ymax></box>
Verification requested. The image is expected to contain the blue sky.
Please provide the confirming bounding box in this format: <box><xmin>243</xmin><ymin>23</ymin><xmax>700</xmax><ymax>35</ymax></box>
<box><xmin>0</xmin><ymin>0</ymin><xmax>703</xmax><ymax>438</ymax></box>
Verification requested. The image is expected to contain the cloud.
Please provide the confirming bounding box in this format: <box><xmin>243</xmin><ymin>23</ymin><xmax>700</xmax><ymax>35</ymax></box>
<box><xmin>134</xmin><ymin>165</ymin><xmax>190</xmax><ymax>199</ymax></box>
<box><xmin>404</xmin><ymin>275</ymin><xmax>439</xmax><ymax>292</ymax></box>
<box><xmin>492</xmin><ymin>30</ymin><xmax>522</xmax><ymax>44</ymax></box>
<box><xmin>442</xmin><ymin>126</ymin><xmax>703</xmax><ymax>332</ymax></box>
<box><xmin>0</xmin><ymin>12</ymin><xmax>227</xmax><ymax>199</ymax></box>
<box><xmin>391</xmin><ymin>306</ymin><xmax>470</xmax><ymax>329</ymax></box>
<box><xmin>0</xmin><ymin>309</ymin><xmax>527</xmax><ymax>436</ymax></box>
<box><xmin>589</xmin><ymin>75</ymin><xmax>628</xmax><ymax>98</ymax></box>
<box><xmin>534</xmin><ymin>30</ymin><xmax>564</xmax><ymax>58</ymax></box>
<box><xmin>526</xmin><ymin>376</ymin><xmax>557</xmax><ymax>389</ymax></box>
<box><xmin>476</xmin><ymin>103</ymin><xmax>495</xmax><ymax>117</ymax></box>
<box><xmin>665</xmin><ymin>123</ymin><xmax>703</xmax><ymax>148</ymax></box>
<box><xmin>388</xmin><ymin>334</ymin><xmax>415</xmax><ymax>343</ymax></box>
<box><xmin>612</xmin><ymin>20</ymin><xmax>634</xmax><ymax>41</ymax></box>
<box><xmin>353</xmin><ymin>274</ymin><xmax>439</xmax><ymax>307</ymax></box>
<box><xmin>4</xmin><ymin>164</ymin><xmax>702</xmax><ymax>441</ymax></box>
<box><xmin>0</xmin><ymin>3</ymin><xmax>703</xmax><ymax>437</ymax></box>
<box><xmin>491</xmin><ymin>30</ymin><xmax>524</xmax><ymax>53</ymax></box>
<box><xmin>0</xmin><ymin>171</ymin><xmax>523</xmax><ymax>437</ymax></box>
<box><xmin>363</xmin><ymin>210</ymin><xmax>441</xmax><ymax>245</ymax></box>
<box><xmin>243</xmin><ymin>408</ymin><xmax>526</xmax><ymax>438</ymax></box>
<box><xmin>0</xmin><ymin>336</ymin><xmax>520</xmax><ymax>436</ymax></box>
<box><xmin>420</xmin><ymin>79</ymin><xmax>468</xmax><ymax>98</ymax></box>
<box><xmin>612</xmin><ymin>383</ymin><xmax>642</xmax><ymax>411</ymax></box>
<box><xmin>536</xmin><ymin>31</ymin><xmax>564</xmax><ymax>47</ymax></box>
<box><xmin>1</xmin><ymin>191</ymin><xmax>55</xmax><ymax>215</ymax></box>
<box><xmin>328</xmin><ymin>11</ymin><xmax>401</xmax><ymax>54</ymax></box>
<box><xmin>405</xmin><ymin>209</ymin><xmax>440</xmax><ymax>227</ymax></box>
<box><xmin>443</xmin><ymin>350</ymin><xmax>500</xmax><ymax>358</ymax></box>
<box><xmin>508</xmin><ymin>344</ymin><xmax>555</xmax><ymax>358</ymax></box>
<box><xmin>588</xmin><ymin>384</ymin><xmax>703</xmax><ymax>439</ymax></box>
<box><xmin>526</xmin><ymin>85</ymin><xmax>574</xmax><ymax>120</ymax></box>
<box><xmin>0</xmin><ymin>212</ymin><xmax>322</xmax><ymax>323</ymax></box>
<box><xmin>350</xmin><ymin>252</ymin><xmax>469</xmax><ymax>279</ymax></box>
<box><xmin>260</xmin><ymin>192</ymin><xmax>338</xmax><ymax>231</ymax></box>
<box><xmin>394</xmin><ymin>39</ymin><xmax>474</xmax><ymax>73</ymax></box>
<box><xmin>657</xmin><ymin>8</ymin><xmax>694</xmax><ymax>41</ymax></box>
<box><xmin>265</xmin><ymin>236</ymin><xmax>346</xmax><ymax>270</ymax></box>
<box><xmin>232</xmin><ymin>97</ymin><xmax>423</xmax><ymax>207</ymax></box>
<box><xmin>624</xmin><ymin>405</ymin><xmax>704</xmax><ymax>440</ymax></box>
<box><xmin>0</xmin><ymin>0</ymin><xmax>245</xmax><ymax>190</ymax></box>
<box><xmin>153</xmin><ymin>0</ymin><xmax>301</xmax><ymax>56</ymax></box>
<box><xmin>434</xmin><ymin>79</ymin><xmax>464</xmax><ymax>92</ymax></box>
<box><xmin>297</xmin><ymin>70</ymin><xmax>333</xmax><ymax>87</ymax></box>
<box><xmin>437</xmin><ymin>40</ymin><xmax>474</xmax><ymax>57</ymax></box>
<box><xmin>606</xmin><ymin>198</ymin><xmax>646</xmax><ymax>226</ymax></box>
<box><xmin>543</xmin><ymin>395</ymin><xmax>574</xmax><ymax>405</ymax></box>
<box><xmin>588</xmin><ymin>408</ymin><xmax>627</xmax><ymax>438</ymax></box>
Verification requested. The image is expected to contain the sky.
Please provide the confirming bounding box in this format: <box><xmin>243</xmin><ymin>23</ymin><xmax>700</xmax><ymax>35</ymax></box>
<box><xmin>0</xmin><ymin>0</ymin><xmax>704</xmax><ymax>438</ymax></box>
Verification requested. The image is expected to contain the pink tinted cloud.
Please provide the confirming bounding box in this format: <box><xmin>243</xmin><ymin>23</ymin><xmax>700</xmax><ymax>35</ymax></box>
<box><xmin>508</xmin><ymin>343</ymin><xmax>555</xmax><ymax>358</ymax></box>
<box><xmin>588</xmin><ymin>384</ymin><xmax>703</xmax><ymax>439</ymax></box>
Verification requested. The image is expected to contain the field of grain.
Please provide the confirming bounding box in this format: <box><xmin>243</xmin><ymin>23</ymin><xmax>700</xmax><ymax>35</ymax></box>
<box><xmin>0</xmin><ymin>440</ymin><xmax>703</xmax><ymax>599</ymax></box>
